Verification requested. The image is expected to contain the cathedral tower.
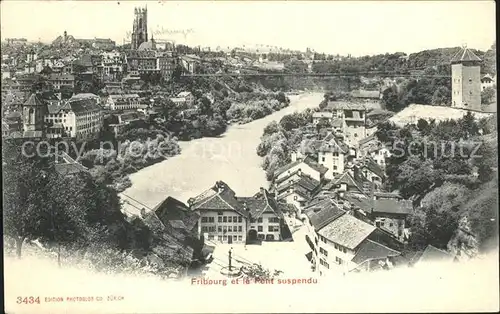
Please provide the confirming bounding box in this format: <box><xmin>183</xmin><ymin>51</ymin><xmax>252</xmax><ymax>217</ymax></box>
<box><xmin>131</xmin><ymin>6</ymin><xmax>148</xmax><ymax>50</ymax></box>
<box><xmin>451</xmin><ymin>45</ymin><xmax>482</xmax><ymax>111</ymax></box>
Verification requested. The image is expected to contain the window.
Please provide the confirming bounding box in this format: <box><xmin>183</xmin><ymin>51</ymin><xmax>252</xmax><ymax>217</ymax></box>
<box><xmin>228</xmin><ymin>216</ymin><xmax>232</xmax><ymax>223</ymax></box>
<box><xmin>217</xmin><ymin>211</ymin><xmax>223</xmax><ymax>215</ymax></box>
<box><xmin>208</xmin><ymin>235</ymin><xmax>214</xmax><ymax>240</ymax></box>
<box><xmin>223</xmin><ymin>226</ymin><xmax>227</xmax><ymax>233</ymax></box>
<box><xmin>201</xmin><ymin>217</ymin><xmax>208</xmax><ymax>223</ymax></box>
<box><xmin>238</xmin><ymin>236</ymin><xmax>242</xmax><ymax>242</ymax></box>
<box><xmin>322</xmin><ymin>157</ymin><xmax>326</xmax><ymax>162</ymax></box>
<box><xmin>208</xmin><ymin>217</ymin><xmax>214</xmax><ymax>223</ymax></box>
<box><xmin>294</xmin><ymin>196</ymin><xmax>298</xmax><ymax>200</ymax></box>
<box><xmin>223</xmin><ymin>236</ymin><xmax>227</xmax><ymax>241</ymax></box>
<box><xmin>258</xmin><ymin>226</ymin><xmax>263</xmax><ymax>232</ymax></box>
<box><xmin>223</xmin><ymin>216</ymin><xmax>227</xmax><ymax>223</ymax></box>
<box><xmin>257</xmin><ymin>217</ymin><xmax>263</xmax><ymax>223</ymax></box>
<box><xmin>354</xmin><ymin>133</ymin><xmax>358</xmax><ymax>137</ymax></box>
<box><xmin>269</xmin><ymin>217</ymin><xmax>280</xmax><ymax>223</ymax></box>
<box><xmin>335</xmin><ymin>257</ymin><xmax>343</xmax><ymax>265</ymax></box>
<box><xmin>233</xmin><ymin>216</ymin><xmax>238</xmax><ymax>222</ymax></box>
<box><xmin>218</xmin><ymin>236</ymin><xmax>222</xmax><ymax>242</ymax></box>
<box><xmin>469</xmin><ymin>91</ymin><xmax>473</xmax><ymax>95</ymax></box>
<box><xmin>320</xmin><ymin>247</ymin><xmax>328</xmax><ymax>256</ymax></box>
<box><xmin>250</xmin><ymin>218</ymin><xmax>256</xmax><ymax>223</ymax></box>
<box><xmin>238</xmin><ymin>226</ymin><xmax>242</xmax><ymax>232</ymax></box>
<box><xmin>333</xmin><ymin>165</ymin><xmax>338</xmax><ymax>170</ymax></box>
<box><xmin>218</xmin><ymin>217</ymin><xmax>222</xmax><ymax>223</ymax></box>
<box><xmin>218</xmin><ymin>226</ymin><xmax>222</xmax><ymax>232</ymax></box>
<box><xmin>238</xmin><ymin>217</ymin><xmax>242</xmax><ymax>223</ymax></box>
<box><xmin>268</xmin><ymin>226</ymin><xmax>279</xmax><ymax>232</ymax></box>
<box><xmin>320</xmin><ymin>259</ymin><xmax>329</xmax><ymax>269</ymax></box>
<box><xmin>469</xmin><ymin>78</ymin><xmax>472</xmax><ymax>83</ymax></box>
<box><xmin>389</xmin><ymin>223</ymin><xmax>394</xmax><ymax>227</ymax></box>
<box><xmin>228</xmin><ymin>226</ymin><xmax>232</xmax><ymax>232</ymax></box>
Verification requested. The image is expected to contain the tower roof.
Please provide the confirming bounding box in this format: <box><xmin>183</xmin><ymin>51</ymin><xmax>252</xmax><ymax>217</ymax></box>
<box><xmin>23</xmin><ymin>94</ymin><xmax>44</xmax><ymax>107</ymax></box>
<box><xmin>450</xmin><ymin>46</ymin><xmax>482</xmax><ymax>64</ymax></box>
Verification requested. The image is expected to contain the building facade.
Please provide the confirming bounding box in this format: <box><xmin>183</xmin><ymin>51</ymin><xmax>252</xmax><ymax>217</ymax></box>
<box><xmin>189</xmin><ymin>181</ymin><xmax>284</xmax><ymax>244</ymax></box>
<box><xmin>451</xmin><ymin>46</ymin><xmax>482</xmax><ymax>111</ymax></box>
<box><xmin>106</xmin><ymin>94</ymin><xmax>144</xmax><ymax>111</ymax></box>
<box><xmin>45</xmin><ymin>99</ymin><xmax>103</xmax><ymax>139</ymax></box>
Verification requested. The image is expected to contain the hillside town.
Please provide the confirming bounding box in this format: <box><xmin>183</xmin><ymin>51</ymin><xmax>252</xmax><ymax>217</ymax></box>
<box><xmin>2</xmin><ymin>4</ymin><xmax>498</xmax><ymax>284</ymax></box>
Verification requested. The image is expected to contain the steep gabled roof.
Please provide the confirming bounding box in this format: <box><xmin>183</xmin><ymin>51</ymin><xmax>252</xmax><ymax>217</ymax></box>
<box><xmin>318</xmin><ymin>213</ymin><xmax>376</xmax><ymax>250</ymax></box>
<box><xmin>370</xmin><ymin>199</ymin><xmax>413</xmax><ymax>216</ymax></box>
<box><xmin>450</xmin><ymin>47</ymin><xmax>482</xmax><ymax>64</ymax></box>
<box><xmin>240</xmin><ymin>188</ymin><xmax>283</xmax><ymax>219</ymax></box>
<box><xmin>274</xmin><ymin>156</ymin><xmax>328</xmax><ymax>178</ymax></box>
<box><xmin>351</xmin><ymin>239</ymin><xmax>401</xmax><ymax>264</ymax></box>
<box><xmin>304</xmin><ymin>199</ymin><xmax>346</xmax><ymax>231</ymax></box>
<box><xmin>190</xmin><ymin>181</ymin><xmax>248</xmax><ymax>217</ymax></box>
<box><xmin>416</xmin><ymin>245</ymin><xmax>455</xmax><ymax>264</ymax></box>
<box><xmin>23</xmin><ymin>94</ymin><xmax>44</xmax><ymax>107</ymax></box>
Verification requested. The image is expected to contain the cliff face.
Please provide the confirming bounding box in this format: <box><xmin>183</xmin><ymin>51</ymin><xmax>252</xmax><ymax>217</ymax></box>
<box><xmin>447</xmin><ymin>216</ymin><xmax>479</xmax><ymax>261</ymax></box>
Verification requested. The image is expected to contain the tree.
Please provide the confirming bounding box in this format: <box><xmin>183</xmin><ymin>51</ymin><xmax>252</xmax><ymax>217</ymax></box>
<box><xmin>431</xmin><ymin>86</ymin><xmax>451</xmax><ymax>106</ymax></box>
<box><xmin>2</xmin><ymin>141</ymin><xmax>54</xmax><ymax>258</ymax></box>
<box><xmin>262</xmin><ymin>121</ymin><xmax>280</xmax><ymax>137</ymax></box>
<box><xmin>408</xmin><ymin>207</ymin><xmax>459</xmax><ymax>250</ymax></box>
<box><xmin>382</xmin><ymin>86</ymin><xmax>400</xmax><ymax>111</ymax></box>
<box><xmin>481</xmin><ymin>86</ymin><xmax>496</xmax><ymax>105</ymax></box>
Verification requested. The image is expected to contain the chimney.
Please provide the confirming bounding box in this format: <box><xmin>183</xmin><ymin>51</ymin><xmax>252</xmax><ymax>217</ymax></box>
<box><xmin>291</xmin><ymin>151</ymin><xmax>297</xmax><ymax>162</ymax></box>
<box><xmin>140</xmin><ymin>208</ymin><xmax>146</xmax><ymax>218</ymax></box>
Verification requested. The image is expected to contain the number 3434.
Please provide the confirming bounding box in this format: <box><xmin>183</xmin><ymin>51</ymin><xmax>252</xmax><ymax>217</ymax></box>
<box><xmin>16</xmin><ymin>296</ymin><xmax>41</xmax><ymax>304</ymax></box>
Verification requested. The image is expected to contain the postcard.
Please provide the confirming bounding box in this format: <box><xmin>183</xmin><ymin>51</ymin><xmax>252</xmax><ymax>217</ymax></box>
<box><xmin>2</xmin><ymin>1</ymin><xmax>498</xmax><ymax>313</ymax></box>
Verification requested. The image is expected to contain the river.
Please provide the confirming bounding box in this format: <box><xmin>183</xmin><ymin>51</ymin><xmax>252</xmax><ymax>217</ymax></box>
<box><xmin>120</xmin><ymin>92</ymin><xmax>323</xmax><ymax>216</ymax></box>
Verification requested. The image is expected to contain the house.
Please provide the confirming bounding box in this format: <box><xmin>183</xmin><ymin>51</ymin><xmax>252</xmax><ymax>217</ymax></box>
<box><xmin>180</xmin><ymin>54</ymin><xmax>201</xmax><ymax>74</ymax></box>
<box><xmin>358</xmin><ymin>134</ymin><xmax>391</xmax><ymax>168</ymax></box>
<box><xmin>188</xmin><ymin>181</ymin><xmax>249</xmax><ymax>244</ymax></box>
<box><xmin>304</xmin><ymin>202</ymin><xmax>401</xmax><ymax>276</ymax></box>
<box><xmin>325</xmin><ymin>102</ymin><xmax>367</xmax><ymax>146</ymax></box>
<box><xmin>355</xmin><ymin>157</ymin><xmax>386</xmax><ymax>189</ymax></box>
<box><xmin>312</xmin><ymin>112</ymin><xmax>344</xmax><ymax>132</ymax></box>
<box><xmin>274</xmin><ymin>172</ymin><xmax>322</xmax><ymax>212</ymax></box>
<box><xmin>170</xmin><ymin>91</ymin><xmax>195</xmax><ymax>107</ymax></box>
<box><xmin>149</xmin><ymin>196</ymin><xmax>203</xmax><ymax>260</ymax></box>
<box><xmin>45</xmin><ymin>99</ymin><xmax>103</xmax><ymax>139</ymax></box>
<box><xmin>238</xmin><ymin>188</ymin><xmax>284</xmax><ymax>242</ymax></box>
<box><xmin>274</xmin><ymin>155</ymin><xmax>328</xmax><ymax>183</ymax></box>
<box><xmin>188</xmin><ymin>181</ymin><xmax>284</xmax><ymax>244</ymax></box>
<box><xmin>481</xmin><ymin>73</ymin><xmax>495</xmax><ymax>91</ymax></box>
<box><xmin>322</xmin><ymin>170</ymin><xmax>369</xmax><ymax>197</ymax></box>
<box><xmin>47</xmin><ymin>73</ymin><xmax>75</xmax><ymax>90</ymax></box>
<box><xmin>343</xmin><ymin>192</ymin><xmax>412</xmax><ymax>242</ymax></box>
<box><xmin>411</xmin><ymin>245</ymin><xmax>456</xmax><ymax>267</ymax></box>
<box><xmin>106</xmin><ymin>94</ymin><xmax>144</xmax><ymax>111</ymax></box>
<box><xmin>136</xmin><ymin>198</ymin><xmax>200</xmax><ymax>268</ymax></box>
<box><xmin>350</xmin><ymin>89</ymin><xmax>381</xmax><ymax>100</ymax></box>
<box><xmin>70</xmin><ymin>93</ymin><xmax>101</xmax><ymax>106</ymax></box>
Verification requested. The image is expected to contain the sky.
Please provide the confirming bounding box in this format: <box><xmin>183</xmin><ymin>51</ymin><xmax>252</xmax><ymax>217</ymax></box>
<box><xmin>0</xmin><ymin>1</ymin><xmax>496</xmax><ymax>56</ymax></box>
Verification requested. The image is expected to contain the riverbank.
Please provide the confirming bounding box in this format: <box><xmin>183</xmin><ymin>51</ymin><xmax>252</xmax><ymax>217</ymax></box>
<box><xmin>120</xmin><ymin>92</ymin><xmax>324</xmax><ymax>216</ymax></box>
